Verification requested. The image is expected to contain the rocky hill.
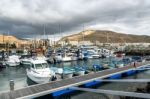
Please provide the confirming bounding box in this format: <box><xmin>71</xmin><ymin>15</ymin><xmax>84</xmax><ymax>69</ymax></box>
<box><xmin>0</xmin><ymin>35</ymin><xmax>21</xmax><ymax>43</ymax></box>
<box><xmin>60</xmin><ymin>30</ymin><xmax>150</xmax><ymax>43</ymax></box>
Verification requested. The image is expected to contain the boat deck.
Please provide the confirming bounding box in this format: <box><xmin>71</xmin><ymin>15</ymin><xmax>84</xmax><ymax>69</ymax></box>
<box><xmin>0</xmin><ymin>62</ymin><xmax>149</xmax><ymax>99</ymax></box>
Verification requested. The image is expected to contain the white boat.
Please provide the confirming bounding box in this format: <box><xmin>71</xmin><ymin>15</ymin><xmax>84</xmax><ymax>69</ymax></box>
<box><xmin>36</xmin><ymin>56</ymin><xmax>48</xmax><ymax>61</ymax></box>
<box><xmin>62</xmin><ymin>55</ymin><xmax>72</xmax><ymax>62</ymax></box>
<box><xmin>61</xmin><ymin>53</ymin><xmax>77</xmax><ymax>62</ymax></box>
<box><xmin>73</xmin><ymin>66</ymin><xmax>86</xmax><ymax>76</ymax></box>
<box><xmin>50</xmin><ymin>67</ymin><xmax>74</xmax><ymax>79</ymax></box>
<box><xmin>54</xmin><ymin>53</ymin><xmax>63</xmax><ymax>62</ymax></box>
<box><xmin>116</xmin><ymin>63</ymin><xmax>124</xmax><ymax>68</ymax></box>
<box><xmin>5</xmin><ymin>55</ymin><xmax>21</xmax><ymax>66</ymax></box>
<box><xmin>74</xmin><ymin>70</ymin><xmax>85</xmax><ymax>76</ymax></box>
<box><xmin>20</xmin><ymin>55</ymin><xmax>32</xmax><ymax>65</ymax></box>
<box><xmin>62</xmin><ymin>69</ymin><xmax>74</xmax><ymax>79</ymax></box>
<box><xmin>26</xmin><ymin>59</ymin><xmax>56</xmax><ymax>84</ymax></box>
<box><xmin>20</xmin><ymin>58</ymin><xmax>32</xmax><ymax>65</ymax></box>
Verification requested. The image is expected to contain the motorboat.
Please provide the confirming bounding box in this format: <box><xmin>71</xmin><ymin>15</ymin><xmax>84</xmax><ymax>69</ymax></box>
<box><xmin>5</xmin><ymin>55</ymin><xmax>21</xmax><ymax>66</ymax></box>
<box><xmin>20</xmin><ymin>58</ymin><xmax>32</xmax><ymax>65</ymax></box>
<box><xmin>20</xmin><ymin>55</ymin><xmax>32</xmax><ymax>65</ymax></box>
<box><xmin>61</xmin><ymin>66</ymin><xmax>75</xmax><ymax>79</ymax></box>
<box><xmin>74</xmin><ymin>66</ymin><xmax>85</xmax><ymax>76</ymax></box>
<box><xmin>61</xmin><ymin>53</ymin><xmax>77</xmax><ymax>62</ymax></box>
<box><xmin>26</xmin><ymin>59</ymin><xmax>56</xmax><ymax>84</ymax></box>
<box><xmin>62</xmin><ymin>55</ymin><xmax>72</xmax><ymax>62</ymax></box>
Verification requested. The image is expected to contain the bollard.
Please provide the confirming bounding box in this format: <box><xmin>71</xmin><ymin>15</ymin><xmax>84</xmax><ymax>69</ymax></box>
<box><xmin>9</xmin><ymin>80</ymin><xmax>15</xmax><ymax>91</ymax></box>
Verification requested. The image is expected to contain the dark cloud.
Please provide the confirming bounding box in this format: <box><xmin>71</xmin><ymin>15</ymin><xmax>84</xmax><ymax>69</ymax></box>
<box><xmin>0</xmin><ymin>0</ymin><xmax>150</xmax><ymax>39</ymax></box>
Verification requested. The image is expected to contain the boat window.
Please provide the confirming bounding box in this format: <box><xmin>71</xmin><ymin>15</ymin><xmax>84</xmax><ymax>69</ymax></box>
<box><xmin>35</xmin><ymin>64</ymin><xmax>43</xmax><ymax>69</ymax></box>
<box><xmin>42</xmin><ymin>63</ymin><xmax>48</xmax><ymax>68</ymax></box>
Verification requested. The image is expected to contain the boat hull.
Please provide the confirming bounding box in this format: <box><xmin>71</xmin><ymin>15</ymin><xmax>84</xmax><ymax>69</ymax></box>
<box><xmin>26</xmin><ymin>69</ymin><xmax>53</xmax><ymax>84</ymax></box>
<box><xmin>74</xmin><ymin>71</ymin><xmax>85</xmax><ymax>76</ymax></box>
<box><xmin>62</xmin><ymin>73</ymin><xmax>73</xmax><ymax>79</ymax></box>
<box><xmin>6</xmin><ymin>62</ymin><xmax>20</xmax><ymax>67</ymax></box>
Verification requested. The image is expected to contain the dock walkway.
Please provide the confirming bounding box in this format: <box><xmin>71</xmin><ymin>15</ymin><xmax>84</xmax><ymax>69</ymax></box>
<box><xmin>0</xmin><ymin>62</ymin><xmax>150</xmax><ymax>99</ymax></box>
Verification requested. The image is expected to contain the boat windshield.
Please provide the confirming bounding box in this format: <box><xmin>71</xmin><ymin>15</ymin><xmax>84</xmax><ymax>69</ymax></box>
<box><xmin>35</xmin><ymin>64</ymin><xmax>43</xmax><ymax>69</ymax></box>
<box><xmin>34</xmin><ymin>63</ymin><xmax>49</xmax><ymax>69</ymax></box>
<box><xmin>42</xmin><ymin>63</ymin><xmax>49</xmax><ymax>68</ymax></box>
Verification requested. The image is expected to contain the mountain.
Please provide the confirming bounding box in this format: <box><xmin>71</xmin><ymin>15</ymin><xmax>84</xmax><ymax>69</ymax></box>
<box><xmin>0</xmin><ymin>34</ymin><xmax>28</xmax><ymax>44</ymax></box>
<box><xmin>60</xmin><ymin>30</ymin><xmax>150</xmax><ymax>43</ymax></box>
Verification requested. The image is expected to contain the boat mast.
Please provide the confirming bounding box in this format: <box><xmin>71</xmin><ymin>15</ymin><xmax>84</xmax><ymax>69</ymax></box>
<box><xmin>7</xmin><ymin>31</ymin><xmax>10</xmax><ymax>56</ymax></box>
<box><xmin>43</xmin><ymin>24</ymin><xmax>46</xmax><ymax>47</ymax></box>
<box><xmin>82</xmin><ymin>24</ymin><xmax>85</xmax><ymax>45</ymax></box>
<box><xmin>59</xmin><ymin>24</ymin><xmax>63</xmax><ymax>48</ymax></box>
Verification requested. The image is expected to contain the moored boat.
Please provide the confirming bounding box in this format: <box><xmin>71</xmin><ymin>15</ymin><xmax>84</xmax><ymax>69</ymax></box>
<box><xmin>5</xmin><ymin>55</ymin><xmax>20</xmax><ymax>66</ymax></box>
<box><xmin>26</xmin><ymin>59</ymin><xmax>56</xmax><ymax>84</ymax></box>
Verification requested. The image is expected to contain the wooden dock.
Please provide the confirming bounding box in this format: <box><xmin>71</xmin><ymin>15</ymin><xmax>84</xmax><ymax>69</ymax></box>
<box><xmin>0</xmin><ymin>62</ymin><xmax>149</xmax><ymax>99</ymax></box>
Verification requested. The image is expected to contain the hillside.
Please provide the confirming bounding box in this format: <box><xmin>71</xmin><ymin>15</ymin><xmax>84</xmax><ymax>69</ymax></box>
<box><xmin>60</xmin><ymin>30</ymin><xmax>150</xmax><ymax>43</ymax></box>
<box><xmin>0</xmin><ymin>35</ymin><xmax>29</xmax><ymax>45</ymax></box>
<box><xmin>0</xmin><ymin>35</ymin><xmax>20</xmax><ymax>43</ymax></box>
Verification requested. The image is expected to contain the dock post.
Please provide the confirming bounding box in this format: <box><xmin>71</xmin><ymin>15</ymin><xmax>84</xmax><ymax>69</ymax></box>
<box><xmin>9</xmin><ymin>80</ymin><xmax>15</xmax><ymax>91</ymax></box>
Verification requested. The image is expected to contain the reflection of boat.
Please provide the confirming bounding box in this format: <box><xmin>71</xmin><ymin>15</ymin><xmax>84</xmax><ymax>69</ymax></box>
<box><xmin>5</xmin><ymin>55</ymin><xmax>20</xmax><ymax>66</ymax></box>
<box><xmin>26</xmin><ymin>59</ymin><xmax>56</xmax><ymax>84</ymax></box>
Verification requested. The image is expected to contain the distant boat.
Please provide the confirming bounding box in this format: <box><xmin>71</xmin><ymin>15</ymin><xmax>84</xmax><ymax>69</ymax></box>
<box><xmin>20</xmin><ymin>55</ymin><xmax>32</xmax><ymax>65</ymax></box>
<box><xmin>50</xmin><ymin>66</ymin><xmax>75</xmax><ymax>79</ymax></box>
<box><xmin>5</xmin><ymin>55</ymin><xmax>21</xmax><ymax>66</ymax></box>
<box><xmin>26</xmin><ymin>59</ymin><xmax>56</xmax><ymax>84</ymax></box>
<box><xmin>61</xmin><ymin>53</ymin><xmax>77</xmax><ymax>62</ymax></box>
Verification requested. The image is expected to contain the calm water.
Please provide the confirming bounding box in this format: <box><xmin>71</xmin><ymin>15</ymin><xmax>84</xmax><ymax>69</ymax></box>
<box><xmin>0</xmin><ymin>57</ymin><xmax>149</xmax><ymax>99</ymax></box>
<box><xmin>72</xmin><ymin>70</ymin><xmax>150</xmax><ymax>99</ymax></box>
<box><xmin>0</xmin><ymin>58</ymin><xmax>115</xmax><ymax>92</ymax></box>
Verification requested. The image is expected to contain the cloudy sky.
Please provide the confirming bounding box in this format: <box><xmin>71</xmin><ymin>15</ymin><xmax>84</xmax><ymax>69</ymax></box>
<box><xmin>0</xmin><ymin>0</ymin><xmax>150</xmax><ymax>39</ymax></box>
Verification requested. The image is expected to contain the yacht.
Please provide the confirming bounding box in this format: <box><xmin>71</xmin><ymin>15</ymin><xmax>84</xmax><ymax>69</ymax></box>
<box><xmin>5</xmin><ymin>55</ymin><xmax>21</xmax><ymax>66</ymax></box>
<box><xmin>20</xmin><ymin>55</ymin><xmax>32</xmax><ymax>65</ymax></box>
<box><xmin>26</xmin><ymin>59</ymin><xmax>56</xmax><ymax>84</ymax></box>
<box><xmin>61</xmin><ymin>53</ymin><xmax>77</xmax><ymax>62</ymax></box>
<box><xmin>80</xmin><ymin>45</ymin><xmax>101</xmax><ymax>59</ymax></box>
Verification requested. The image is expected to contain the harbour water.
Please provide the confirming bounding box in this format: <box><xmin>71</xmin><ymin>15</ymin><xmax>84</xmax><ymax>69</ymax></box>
<box><xmin>0</xmin><ymin>58</ymin><xmax>113</xmax><ymax>92</ymax></box>
<box><xmin>72</xmin><ymin>70</ymin><xmax>150</xmax><ymax>99</ymax></box>
<box><xmin>0</xmin><ymin>57</ymin><xmax>150</xmax><ymax>98</ymax></box>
